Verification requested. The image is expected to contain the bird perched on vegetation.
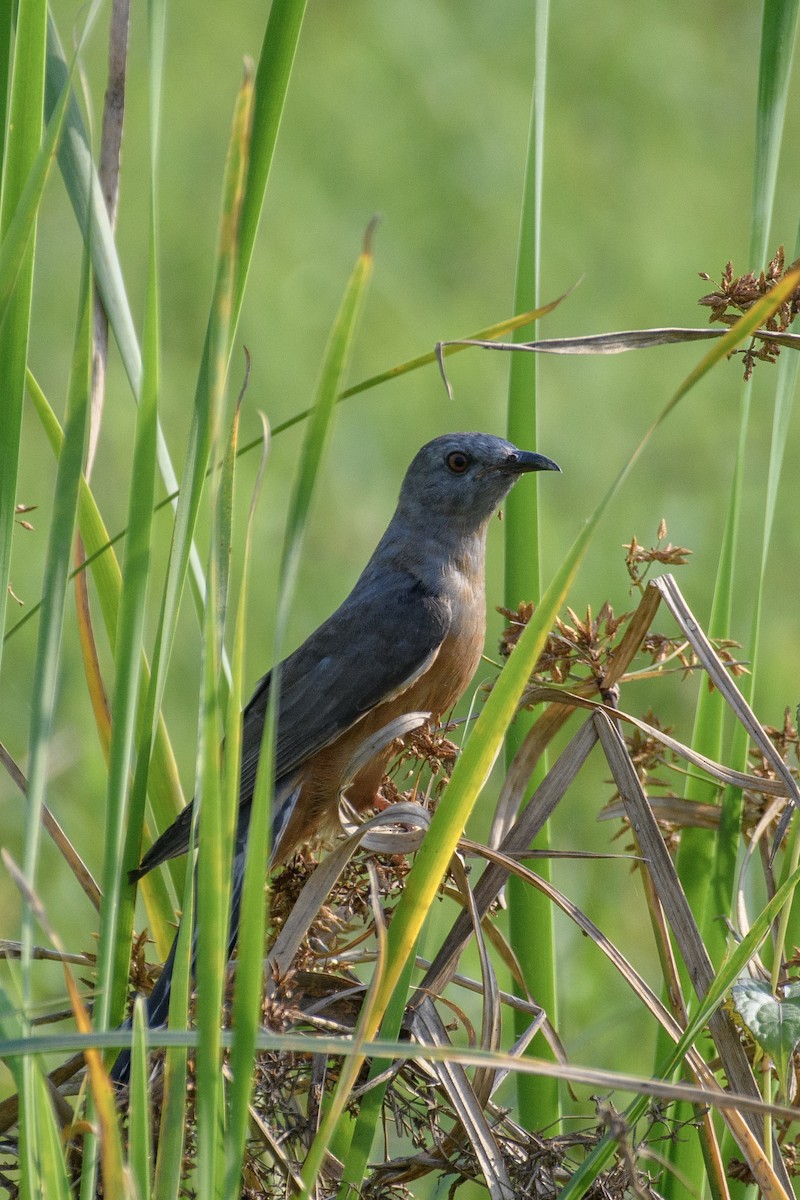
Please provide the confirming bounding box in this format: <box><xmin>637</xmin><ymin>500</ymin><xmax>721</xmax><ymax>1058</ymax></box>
<box><xmin>111</xmin><ymin>431</ymin><xmax>559</xmax><ymax>1084</ymax></box>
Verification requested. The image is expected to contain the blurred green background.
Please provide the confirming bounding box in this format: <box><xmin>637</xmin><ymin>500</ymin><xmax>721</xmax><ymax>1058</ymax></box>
<box><xmin>3</xmin><ymin>0</ymin><xmax>800</xmax><ymax>1102</ymax></box>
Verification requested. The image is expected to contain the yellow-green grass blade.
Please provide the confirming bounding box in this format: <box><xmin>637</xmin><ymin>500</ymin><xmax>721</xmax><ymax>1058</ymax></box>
<box><xmin>22</xmin><ymin>249</ymin><xmax>91</xmax><ymax>1193</ymax></box>
<box><xmin>254</xmin><ymin>298</ymin><xmax>569</xmax><ymax>444</ymax></box>
<box><xmin>25</xmin><ymin>371</ymin><xmax>181</xmax><ymax>958</ymax></box>
<box><xmin>309</xmin><ymin>272</ymin><xmax>800</xmax><ymax>1196</ymax></box>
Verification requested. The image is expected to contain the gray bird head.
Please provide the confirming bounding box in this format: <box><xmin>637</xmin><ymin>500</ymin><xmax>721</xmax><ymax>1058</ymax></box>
<box><xmin>395</xmin><ymin>432</ymin><xmax>560</xmax><ymax>536</ymax></box>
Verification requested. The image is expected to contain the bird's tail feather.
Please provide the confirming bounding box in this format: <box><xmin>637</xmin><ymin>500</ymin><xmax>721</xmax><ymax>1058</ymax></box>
<box><xmin>109</xmin><ymin>849</ymin><xmax>246</xmax><ymax>1086</ymax></box>
<box><xmin>109</xmin><ymin>778</ymin><xmax>302</xmax><ymax>1088</ymax></box>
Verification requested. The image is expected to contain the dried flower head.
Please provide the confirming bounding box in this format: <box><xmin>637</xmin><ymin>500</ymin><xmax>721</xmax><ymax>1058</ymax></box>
<box><xmin>624</xmin><ymin>521</ymin><xmax>691</xmax><ymax>592</ymax></box>
<box><xmin>698</xmin><ymin>246</ymin><xmax>800</xmax><ymax>379</ymax></box>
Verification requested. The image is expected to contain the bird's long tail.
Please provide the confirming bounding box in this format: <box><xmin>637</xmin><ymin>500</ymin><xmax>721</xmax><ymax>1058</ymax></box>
<box><xmin>109</xmin><ymin>848</ymin><xmax>247</xmax><ymax>1086</ymax></box>
<box><xmin>109</xmin><ymin>776</ymin><xmax>305</xmax><ymax>1088</ymax></box>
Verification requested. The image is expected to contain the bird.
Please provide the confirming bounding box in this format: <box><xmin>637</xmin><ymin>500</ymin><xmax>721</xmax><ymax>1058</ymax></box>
<box><xmin>110</xmin><ymin>431</ymin><xmax>559</xmax><ymax>1084</ymax></box>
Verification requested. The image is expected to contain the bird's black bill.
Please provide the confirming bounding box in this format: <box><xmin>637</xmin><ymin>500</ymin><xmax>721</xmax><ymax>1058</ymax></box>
<box><xmin>504</xmin><ymin>450</ymin><xmax>561</xmax><ymax>474</ymax></box>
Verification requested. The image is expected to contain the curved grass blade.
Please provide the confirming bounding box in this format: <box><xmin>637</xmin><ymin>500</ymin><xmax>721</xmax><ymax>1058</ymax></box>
<box><xmin>307</xmin><ymin>266</ymin><xmax>800</xmax><ymax>1197</ymax></box>
<box><xmin>5</xmin><ymin>300</ymin><xmax>570</xmax><ymax>618</ymax></box>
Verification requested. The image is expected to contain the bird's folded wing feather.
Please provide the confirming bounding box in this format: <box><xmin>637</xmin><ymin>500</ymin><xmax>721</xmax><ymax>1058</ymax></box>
<box><xmin>132</xmin><ymin>568</ymin><xmax>449</xmax><ymax>880</ymax></box>
<box><xmin>241</xmin><ymin>569</ymin><xmax>450</xmax><ymax>802</ymax></box>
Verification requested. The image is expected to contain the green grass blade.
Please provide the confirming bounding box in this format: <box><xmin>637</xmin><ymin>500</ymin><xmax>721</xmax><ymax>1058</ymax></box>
<box><xmin>308</xmin><ymin>276</ymin><xmax>800</xmax><ymax>1195</ymax></box>
<box><xmin>93</xmin><ymin>171</ymin><xmax>161</xmax><ymax>1038</ymax></box>
<box><xmin>257</xmin><ymin>301</ymin><xmax>565</xmax><ymax>443</ymax></box>
<box><xmin>503</xmin><ymin>0</ymin><xmax>558</xmax><ymax>1132</ymax></box>
<box><xmin>25</xmin><ymin>370</ymin><xmax>182</xmax><ymax>958</ymax></box>
<box><xmin>275</xmin><ymin>222</ymin><xmax>375</xmax><ymax>647</ymax></box>
<box><xmin>22</xmin><ymin>255</ymin><xmax>92</xmax><ymax>1195</ymax></box>
<box><xmin>0</xmin><ymin>0</ymin><xmax>47</xmax><ymax>692</ymax></box>
<box><xmin>750</xmin><ymin>0</ymin><xmax>800</xmax><ymax>264</ymax></box>
<box><xmin>223</xmin><ymin>416</ymin><xmax>269</xmax><ymax>1197</ymax></box>
<box><xmin>232</xmin><ymin>0</ymin><xmax>308</xmax><ymax>329</ymax></box>
<box><xmin>243</xmin><ymin>230</ymin><xmax>373</xmax><ymax>1198</ymax></box>
<box><xmin>185</xmin><ymin>67</ymin><xmax>254</xmax><ymax>1200</ymax></box>
<box><xmin>0</xmin><ymin>979</ymin><xmax>71</xmax><ymax>1200</ymax></box>
<box><xmin>128</xmin><ymin>998</ymin><xmax>153</xmax><ymax>1200</ymax></box>
<box><xmin>128</xmin><ymin>0</ymin><xmax>306</xmax><ymax>883</ymax></box>
<box><xmin>560</xmin><ymin>859</ymin><xmax>800</xmax><ymax>1200</ymax></box>
<box><xmin>664</xmin><ymin>9</ymin><xmax>800</xmax><ymax>1178</ymax></box>
<box><xmin>43</xmin><ymin>15</ymin><xmax>220</xmax><ymax>666</ymax></box>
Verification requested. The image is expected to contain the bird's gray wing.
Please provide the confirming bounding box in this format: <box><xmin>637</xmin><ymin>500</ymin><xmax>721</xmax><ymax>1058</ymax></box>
<box><xmin>238</xmin><ymin>569</ymin><xmax>450</xmax><ymax>806</ymax></box>
<box><xmin>132</xmin><ymin>569</ymin><xmax>449</xmax><ymax>880</ymax></box>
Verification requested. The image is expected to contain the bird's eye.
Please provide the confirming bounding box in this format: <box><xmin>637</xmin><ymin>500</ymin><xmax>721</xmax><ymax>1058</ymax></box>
<box><xmin>446</xmin><ymin>451</ymin><xmax>470</xmax><ymax>474</ymax></box>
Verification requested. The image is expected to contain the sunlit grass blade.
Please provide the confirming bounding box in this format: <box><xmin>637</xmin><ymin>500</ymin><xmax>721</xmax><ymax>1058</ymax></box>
<box><xmin>311</xmin><ymin>275</ymin><xmax>800</xmax><ymax>1195</ymax></box>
